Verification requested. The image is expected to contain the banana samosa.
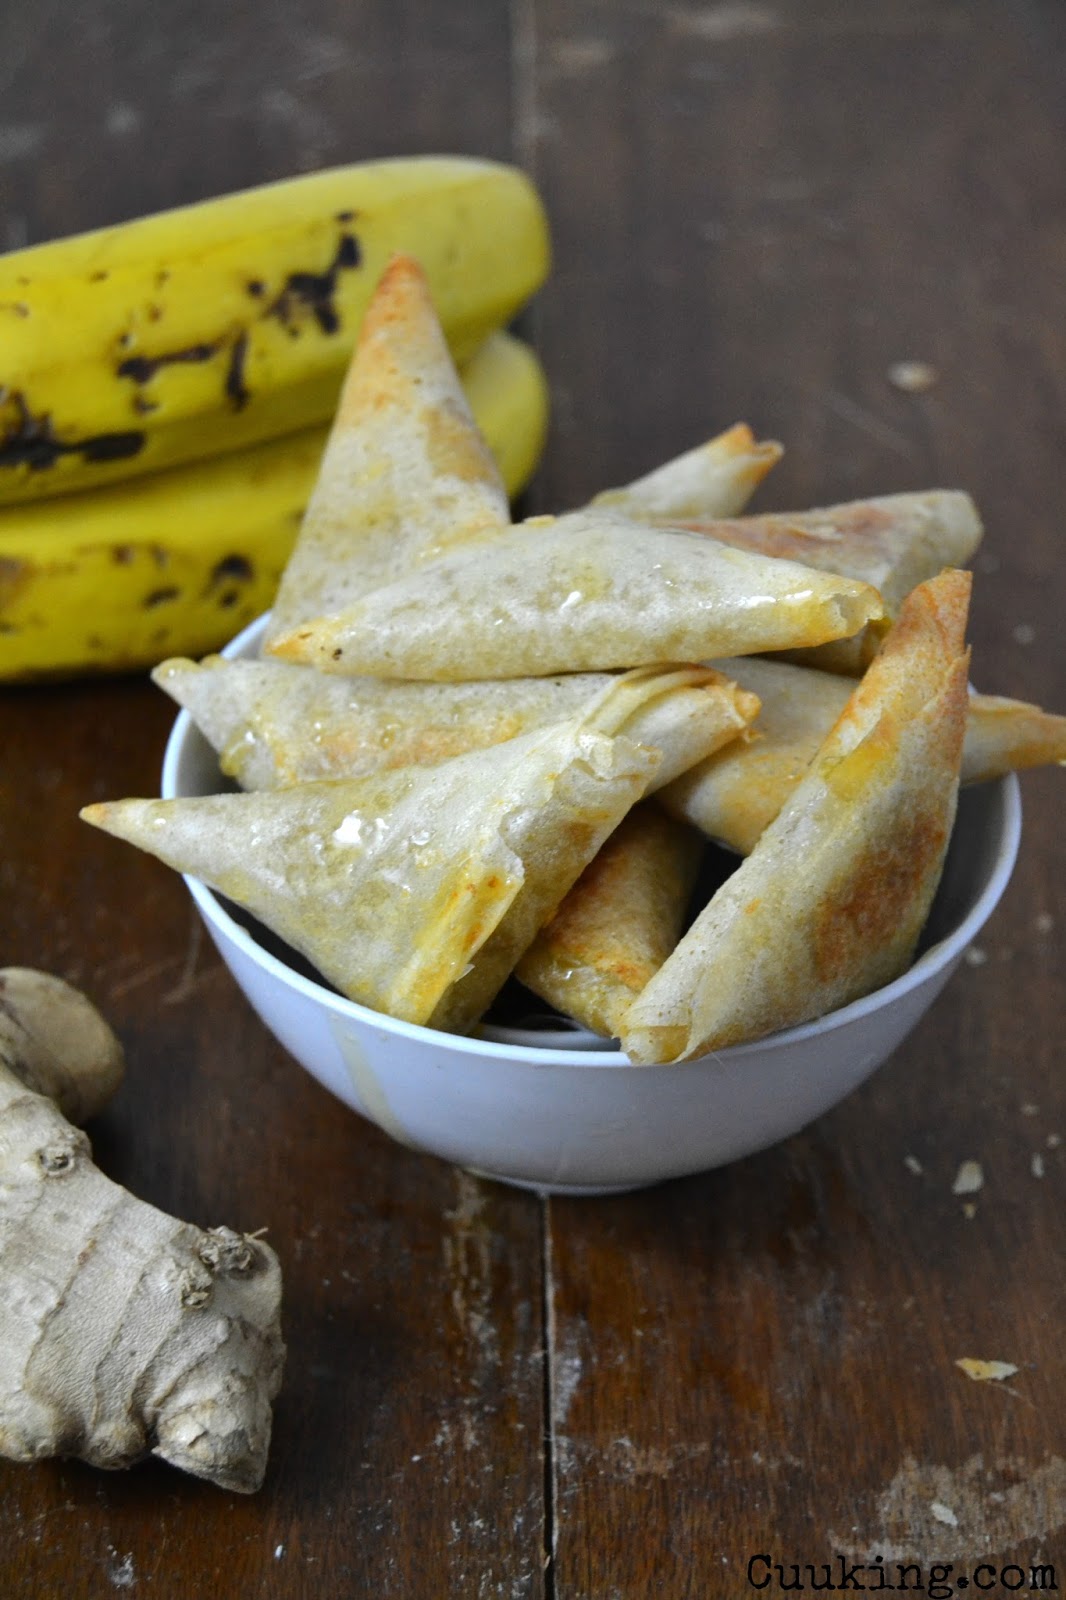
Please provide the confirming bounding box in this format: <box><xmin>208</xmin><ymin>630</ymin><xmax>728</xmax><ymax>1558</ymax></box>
<box><xmin>621</xmin><ymin>570</ymin><xmax>973</xmax><ymax>1063</ymax></box>
<box><xmin>661</xmin><ymin>654</ymin><xmax>1066</xmax><ymax>855</ymax></box>
<box><xmin>263</xmin><ymin>253</ymin><xmax>509</xmax><ymax>650</ymax></box>
<box><xmin>153</xmin><ymin>656</ymin><xmax>759</xmax><ymax>792</ymax></box>
<box><xmin>663</xmin><ymin>489</ymin><xmax>982</xmax><ymax>674</ymax></box>
<box><xmin>269</xmin><ymin>511</ymin><xmax>884</xmax><ymax>680</ymax></box>
<box><xmin>83</xmin><ymin>669</ymin><xmax>749</xmax><ymax>1034</ymax></box>
<box><xmin>591</xmin><ymin>422</ymin><xmax>782</xmax><ymax>520</ymax></box>
<box><xmin>516</xmin><ymin>804</ymin><xmax>704</xmax><ymax>1040</ymax></box>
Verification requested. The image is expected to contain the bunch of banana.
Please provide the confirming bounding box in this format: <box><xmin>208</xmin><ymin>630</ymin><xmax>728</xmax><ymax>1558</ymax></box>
<box><xmin>0</xmin><ymin>156</ymin><xmax>550</xmax><ymax>678</ymax></box>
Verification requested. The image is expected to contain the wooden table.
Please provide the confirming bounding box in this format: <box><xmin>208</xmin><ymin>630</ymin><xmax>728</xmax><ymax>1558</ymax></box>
<box><xmin>3</xmin><ymin>4</ymin><xmax>1064</xmax><ymax>1595</ymax></box>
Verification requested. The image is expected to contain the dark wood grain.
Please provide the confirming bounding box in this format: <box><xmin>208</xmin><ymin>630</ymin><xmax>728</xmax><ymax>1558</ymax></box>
<box><xmin>0</xmin><ymin>0</ymin><xmax>515</xmax><ymax>244</ymax></box>
<box><xmin>527</xmin><ymin>1</ymin><xmax>1066</xmax><ymax>1594</ymax></box>
<box><xmin>2</xmin><ymin>2</ymin><xmax>1065</xmax><ymax>1597</ymax></box>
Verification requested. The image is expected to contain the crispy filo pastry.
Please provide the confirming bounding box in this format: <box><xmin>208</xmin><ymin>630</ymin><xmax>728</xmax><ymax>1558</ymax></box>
<box><xmin>82</xmin><ymin>723</ymin><xmax>654</xmax><ymax>1033</ymax></box>
<box><xmin>268</xmin><ymin>511</ymin><xmax>884</xmax><ymax>680</ymax></box>
<box><xmin>516</xmin><ymin>805</ymin><xmax>704</xmax><ymax>1040</ymax></box>
<box><xmin>83</xmin><ymin>669</ymin><xmax>752</xmax><ymax>1033</ymax></box>
<box><xmin>665</xmin><ymin>490</ymin><xmax>982</xmax><ymax>674</ymax></box>
<box><xmin>591</xmin><ymin>423</ymin><xmax>783</xmax><ymax>520</ymax></box>
<box><xmin>661</xmin><ymin>654</ymin><xmax>1066</xmax><ymax>854</ymax></box>
<box><xmin>262</xmin><ymin>253</ymin><xmax>509</xmax><ymax>651</ymax></box>
<box><xmin>958</xmin><ymin>692</ymin><xmax>1066</xmax><ymax>782</ymax></box>
<box><xmin>154</xmin><ymin>656</ymin><xmax>759</xmax><ymax>792</ymax></box>
<box><xmin>621</xmin><ymin>570</ymin><xmax>973</xmax><ymax>1064</ymax></box>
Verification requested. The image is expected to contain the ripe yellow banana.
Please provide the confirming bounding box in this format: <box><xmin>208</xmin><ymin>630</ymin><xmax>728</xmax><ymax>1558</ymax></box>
<box><xmin>0</xmin><ymin>157</ymin><xmax>549</xmax><ymax>503</ymax></box>
<box><xmin>0</xmin><ymin>332</ymin><xmax>548</xmax><ymax>681</ymax></box>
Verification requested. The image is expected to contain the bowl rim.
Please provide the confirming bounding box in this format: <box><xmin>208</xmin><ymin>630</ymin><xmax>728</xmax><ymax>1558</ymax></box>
<box><xmin>161</xmin><ymin>613</ymin><xmax>1023</xmax><ymax>1072</ymax></box>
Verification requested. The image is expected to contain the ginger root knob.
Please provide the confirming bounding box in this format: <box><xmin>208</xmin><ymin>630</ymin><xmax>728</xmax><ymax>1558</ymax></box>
<box><xmin>0</xmin><ymin>967</ymin><xmax>285</xmax><ymax>1493</ymax></box>
<box><xmin>0</xmin><ymin>967</ymin><xmax>125</xmax><ymax>1123</ymax></box>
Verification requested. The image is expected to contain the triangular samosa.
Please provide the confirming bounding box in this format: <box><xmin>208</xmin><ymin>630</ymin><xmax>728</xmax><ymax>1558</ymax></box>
<box><xmin>660</xmin><ymin>656</ymin><xmax>853</xmax><ymax>852</ymax></box>
<box><xmin>84</xmin><ymin>668</ymin><xmax>748</xmax><ymax>1034</ymax></box>
<box><xmin>591</xmin><ymin>423</ymin><xmax>782</xmax><ymax>520</ymax></box>
<box><xmin>666</xmin><ymin>490</ymin><xmax>982</xmax><ymax>674</ymax></box>
<box><xmin>661</xmin><ymin>654</ymin><xmax>1066</xmax><ymax>854</ymax></box>
<box><xmin>153</xmin><ymin>656</ymin><xmax>759</xmax><ymax>792</ymax></box>
<box><xmin>959</xmin><ymin>692</ymin><xmax>1066</xmax><ymax>783</ymax></box>
<box><xmin>82</xmin><ymin>721</ymin><xmax>654</xmax><ymax>1033</ymax></box>
<box><xmin>262</xmin><ymin>253</ymin><xmax>509</xmax><ymax>650</ymax></box>
<box><xmin>268</xmin><ymin>511</ymin><xmax>884</xmax><ymax>680</ymax></box>
<box><xmin>516</xmin><ymin>804</ymin><xmax>704</xmax><ymax>1040</ymax></box>
<box><xmin>621</xmin><ymin>570</ymin><xmax>973</xmax><ymax>1063</ymax></box>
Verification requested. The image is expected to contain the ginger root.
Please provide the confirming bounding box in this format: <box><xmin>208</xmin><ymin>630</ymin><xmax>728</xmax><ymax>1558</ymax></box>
<box><xmin>0</xmin><ymin>968</ymin><xmax>284</xmax><ymax>1493</ymax></box>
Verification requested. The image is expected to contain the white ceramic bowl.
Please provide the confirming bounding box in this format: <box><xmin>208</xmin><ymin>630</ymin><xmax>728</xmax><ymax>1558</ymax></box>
<box><xmin>161</xmin><ymin>616</ymin><xmax>1022</xmax><ymax>1194</ymax></box>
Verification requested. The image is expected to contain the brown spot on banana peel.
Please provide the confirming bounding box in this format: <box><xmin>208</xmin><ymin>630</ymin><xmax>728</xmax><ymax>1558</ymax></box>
<box><xmin>207</xmin><ymin>553</ymin><xmax>254</xmax><ymax>588</ymax></box>
<box><xmin>0</xmin><ymin>554</ymin><xmax>31</xmax><ymax>612</ymax></box>
<box><xmin>201</xmin><ymin>553</ymin><xmax>255</xmax><ymax>612</ymax></box>
<box><xmin>0</xmin><ymin>393</ymin><xmax>145</xmax><ymax>473</ymax></box>
<box><xmin>117</xmin><ymin>342</ymin><xmax>221</xmax><ymax>384</ymax></box>
<box><xmin>118</xmin><ymin>333</ymin><xmax>250</xmax><ymax>413</ymax></box>
<box><xmin>224</xmin><ymin>333</ymin><xmax>251</xmax><ymax>410</ymax></box>
<box><xmin>266</xmin><ymin>231</ymin><xmax>361</xmax><ymax>336</ymax></box>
